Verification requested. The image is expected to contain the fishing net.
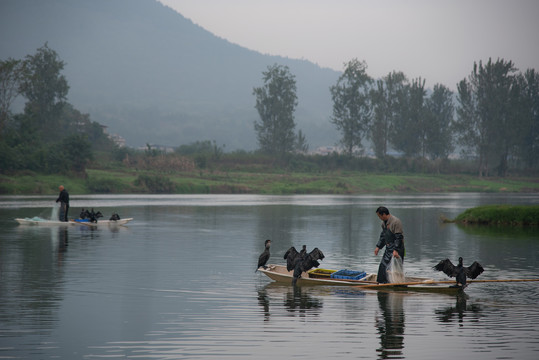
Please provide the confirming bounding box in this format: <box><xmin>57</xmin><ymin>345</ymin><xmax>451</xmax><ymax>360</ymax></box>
<box><xmin>387</xmin><ymin>256</ymin><xmax>405</xmax><ymax>283</ymax></box>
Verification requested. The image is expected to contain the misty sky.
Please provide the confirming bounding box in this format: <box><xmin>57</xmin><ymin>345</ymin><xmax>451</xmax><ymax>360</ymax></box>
<box><xmin>159</xmin><ymin>0</ymin><xmax>539</xmax><ymax>90</ymax></box>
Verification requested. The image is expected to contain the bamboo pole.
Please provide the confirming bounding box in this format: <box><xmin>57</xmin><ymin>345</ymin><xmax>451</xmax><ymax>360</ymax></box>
<box><xmin>468</xmin><ymin>278</ymin><xmax>539</xmax><ymax>283</ymax></box>
<box><xmin>355</xmin><ymin>278</ymin><xmax>539</xmax><ymax>289</ymax></box>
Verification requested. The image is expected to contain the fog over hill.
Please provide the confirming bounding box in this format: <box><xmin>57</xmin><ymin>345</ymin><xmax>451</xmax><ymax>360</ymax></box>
<box><xmin>0</xmin><ymin>0</ymin><xmax>341</xmax><ymax>150</ymax></box>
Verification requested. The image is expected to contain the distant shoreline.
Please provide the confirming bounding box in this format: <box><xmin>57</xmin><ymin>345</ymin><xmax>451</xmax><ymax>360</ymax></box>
<box><xmin>1</xmin><ymin>170</ymin><xmax>538</xmax><ymax>195</ymax></box>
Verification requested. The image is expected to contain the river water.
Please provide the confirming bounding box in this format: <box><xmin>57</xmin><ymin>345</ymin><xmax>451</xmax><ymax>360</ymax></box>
<box><xmin>0</xmin><ymin>193</ymin><xmax>538</xmax><ymax>359</ymax></box>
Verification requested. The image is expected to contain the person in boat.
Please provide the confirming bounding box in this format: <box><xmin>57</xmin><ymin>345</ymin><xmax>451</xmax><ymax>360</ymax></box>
<box><xmin>56</xmin><ymin>185</ymin><xmax>70</xmax><ymax>222</ymax></box>
<box><xmin>374</xmin><ymin>206</ymin><xmax>405</xmax><ymax>283</ymax></box>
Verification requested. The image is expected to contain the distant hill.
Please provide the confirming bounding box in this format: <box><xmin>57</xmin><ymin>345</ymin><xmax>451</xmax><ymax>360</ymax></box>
<box><xmin>0</xmin><ymin>0</ymin><xmax>341</xmax><ymax>150</ymax></box>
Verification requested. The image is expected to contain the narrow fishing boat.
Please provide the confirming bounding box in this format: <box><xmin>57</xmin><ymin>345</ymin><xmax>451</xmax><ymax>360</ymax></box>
<box><xmin>15</xmin><ymin>217</ymin><xmax>134</xmax><ymax>226</ymax></box>
<box><xmin>259</xmin><ymin>264</ymin><xmax>461</xmax><ymax>293</ymax></box>
<box><xmin>259</xmin><ymin>264</ymin><xmax>539</xmax><ymax>293</ymax></box>
<box><xmin>259</xmin><ymin>264</ymin><xmax>377</xmax><ymax>285</ymax></box>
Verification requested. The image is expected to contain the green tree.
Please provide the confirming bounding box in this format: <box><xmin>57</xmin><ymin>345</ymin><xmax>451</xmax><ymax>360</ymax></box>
<box><xmin>424</xmin><ymin>84</ymin><xmax>454</xmax><ymax>159</ymax></box>
<box><xmin>61</xmin><ymin>134</ymin><xmax>93</xmax><ymax>173</ymax></box>
<box><xmin>21</xmin><ymin>43</ymin><xmax>69</xmax><ymax>140</ymax></box>
<box><xmin>392</xmin><ymin>77</ymin><xmax>426</xmax><ymax>157</ymax></box>
<box><xmin>455</xmin><ymin>58</ymin><xmax>517</xmax><ymax>176</ymax></box>
<box><xmin>514</xmin><ymin>69</ymin><xmax>539</xmax><ymax>169</ymax></box>
<box><xmin>253</xmin><ymin>64</ymin><xmax>298</xmax><ymax>156</ymax></box>
<box><xmin>0</xmin><ymin>45</ymin><xmax>112</xmax><ymax>175</ymax></box>
<box><xmin>369</xmin><ymin>71</ymin><xmax>407</xmax><ymax>158</ymax></box>
<box><xmin>330</xmin><ymin>59</ymin><xmax>373</xmax><ymax>156</ymax></box>
<box><xmin>0</xmin><ymin>58</ymin><xmax>26</xmax><ymax>137</ymax></box>
<box><xmin>295</xmin><ymin>129</ymin><xmax>309</xmax><ymax>153</ymax></box>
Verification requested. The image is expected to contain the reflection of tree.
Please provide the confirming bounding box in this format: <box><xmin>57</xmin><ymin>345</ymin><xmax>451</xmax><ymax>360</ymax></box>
<box><xmin>435</xmin><ymin>293</ymin><xmax>482</xmax><ymax>325</ymax></box>
<box><xmin>375</xmin><ymin>292</ymin><xmax>405</xmax><ymax>359</ymax></box>
<box><xmin>456</xmin><ymin>223</ymin><xmax>535</xmax><ymax>238</ymax></box>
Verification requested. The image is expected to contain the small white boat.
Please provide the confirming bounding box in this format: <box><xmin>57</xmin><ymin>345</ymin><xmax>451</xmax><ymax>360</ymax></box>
<box><xmin>15</xmin><ymin>217</ymin><xmax>133</xmax><ymax>226</ymax></box>
<box><xmin>258</xmin><ymin>264</ymin><xmax>464</xmax><ymax>294</ymax></box>
<box><xmin>71</xmin><ymin>218</ymin><xmax>133</xmax><ymax>227</ymax></box>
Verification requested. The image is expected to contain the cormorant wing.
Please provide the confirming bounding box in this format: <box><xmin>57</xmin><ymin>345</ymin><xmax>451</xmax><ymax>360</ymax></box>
<box><xmin>433</xmin><ymin>258</ymin><xmax>457</xmax><ymax>277</ymax></box>
<box><xmin>465</xmin><ymin>261</ymin><xmax>484</xmax><ymax>279</ymax></box>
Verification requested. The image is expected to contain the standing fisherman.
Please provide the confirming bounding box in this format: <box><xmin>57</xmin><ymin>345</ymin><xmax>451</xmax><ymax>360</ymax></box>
<box><xmin>56</xmin><ymin>185</ymin><xmax>70</xmax><ymax>222</ymax></box>
<box><xmin>374</xmin><ymin>206</ymin><xmax>405</xmax><ymax>283</ymax></box>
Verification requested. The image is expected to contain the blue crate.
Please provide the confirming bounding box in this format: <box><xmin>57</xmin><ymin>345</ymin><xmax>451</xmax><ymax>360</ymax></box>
<box><xmin>330</xmin><ymin>269</ymin><xmax>367</xmax><ymax>280</ymax></box>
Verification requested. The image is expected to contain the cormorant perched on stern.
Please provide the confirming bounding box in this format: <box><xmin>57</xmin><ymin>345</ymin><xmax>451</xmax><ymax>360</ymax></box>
<box><xmin>256</xmin><ymin>239</ymin><xmax>271</xmax><ymax>272</ymax></box>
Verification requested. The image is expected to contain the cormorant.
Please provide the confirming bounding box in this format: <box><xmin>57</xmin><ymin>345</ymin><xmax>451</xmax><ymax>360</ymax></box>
<box><xmin>292</xmin><ymin>248</ymin><xmax>325</xmax><ymax>286</ymax></box>
<box><xmin>299</xmin><ymin>245</ymin><xmax>307</xmax><ymax>259</ymax></box>
<box><xmin>256</xmin><ymin>239</ymin><xmax>271</xmax><ymax>271</ymax></box>
<box><xmin>433</xmin><ymin>257</ymin><xmax>484</xmax><ymax>288</ymax></box>
<box><xmin>284</xmin><ymin>246</ymin><xmax>299</xmax><ymax>271</ymax></box>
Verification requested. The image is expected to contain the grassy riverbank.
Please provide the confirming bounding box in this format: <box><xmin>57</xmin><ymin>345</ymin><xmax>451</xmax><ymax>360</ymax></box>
<box><xmin>1</xmin><ymin>169</ymin><xmax>538</xmax><ymax>195</ymax></box>
<box><xmin>452</xmin><ymin>205</ymin><xmax>539</xmax><ymax>226</ymax></box>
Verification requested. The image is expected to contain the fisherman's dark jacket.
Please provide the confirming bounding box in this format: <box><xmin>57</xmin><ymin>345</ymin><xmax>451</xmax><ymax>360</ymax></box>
<box><xmin>376</xmin><ymin>215</ymin><xmax>405</xmax><ymax>254</ymax></box>
<box><xmin>56</xmin><ymin>189</ymin><xmax>69</xmax><ymax>205</ymax></box>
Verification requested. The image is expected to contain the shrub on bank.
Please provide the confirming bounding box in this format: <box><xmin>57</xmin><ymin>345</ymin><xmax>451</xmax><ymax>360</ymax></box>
<box><xmin>454</xmin><ymin>205</ymin><xmax>539</xmax><ymax>225</ymax></box>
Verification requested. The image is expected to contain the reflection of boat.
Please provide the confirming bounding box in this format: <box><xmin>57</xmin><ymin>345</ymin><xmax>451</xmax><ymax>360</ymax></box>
<box><xmin>15</xmin><ymin>217</ymin><xmax>133</xmax><ymax>226</ymax></box>
<box><xmin>259</xmin><ymin>264</ymin><xmax>463</xmax><ymax>294</ymax></box>
<box><xmin>256</xmin><ymin>282</ymin><xmax>325</xmax><ymax>320</ymax></box>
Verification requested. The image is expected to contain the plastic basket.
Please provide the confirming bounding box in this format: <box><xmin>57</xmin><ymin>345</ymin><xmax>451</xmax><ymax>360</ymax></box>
<box><xmin>330</xmin><ymin>269</ymin><xmax>367</xmax><ymax>280</ymax></box>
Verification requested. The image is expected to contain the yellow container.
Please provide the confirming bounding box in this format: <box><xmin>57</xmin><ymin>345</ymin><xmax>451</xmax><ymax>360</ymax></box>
<box><xmin>308</xmin><ymin>268</ymin><xmax>337</xmax><ymax>278</ymax></box>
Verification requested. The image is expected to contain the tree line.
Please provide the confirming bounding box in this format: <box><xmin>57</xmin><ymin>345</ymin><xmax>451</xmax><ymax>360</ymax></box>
<box><xmin>2</xmin><ymin>44</ymin><xmax>538</xmax><ymax>178</ymax></box>
<box><xmin>0</xmin><ymin>44</ymin><xmax>114</xmax><ymax>175</ymax></box>
<box><xmin>253</xmin><ymin>59</ymin><xmax>539</xmax><ymax>176</ymax></box>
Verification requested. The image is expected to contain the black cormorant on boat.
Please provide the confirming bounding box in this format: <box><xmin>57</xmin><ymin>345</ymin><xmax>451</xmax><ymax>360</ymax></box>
<box><xmin>256</xmin><ymin>239</ymin><xmax>271</xmax><ymax>271</ymax></box>
<box><xmin>284</xmin><ymin>246</ymin><xmax>299</xmax><ymax>271</ymax></box>
<box><xmin>292</xmin><ymin>248</ymin><xmax>325</xmax><ymax>286</ymax></box>
<box><xmin>299</xmin><ymin>245</ymin><xmax>307</xmax><ymax>259</ymax></box>
<box><xmin>433</xmin><ymin>257</ymin><xmax>484</xmax><ymax>288</ymax></box>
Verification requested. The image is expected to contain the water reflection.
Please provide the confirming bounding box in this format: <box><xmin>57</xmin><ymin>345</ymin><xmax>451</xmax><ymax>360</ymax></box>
<box><xmin>257</xmin><ymin>287</ymin><xmax>270</xmax><ymax>321</ymax></box>
<box><xmin>375</xmin><ymin>292</ymin><xmax>405</xmax><ymax>359</ymax></box>
<box><xmin>456</xmin><ymin>223</ymin><xmax>536</xmax><ymax>238</ymax></box>
<box><xmin>57</xmin><ymin>227</ymin><xmax>68</xmax><ymax>266</ymax></box>
<box><xmin>2</xmin><ymin>194</ymin><xmax>539</xmax><ymax>359</ymax></box>
<box><xmin>435</xmin><ymin>292</ymin><xmax>482</xmax><ymax>325</ymax></box>
<box><xmin>257</xmin><ymin>283</ymin><xmax>324</xmax><ymax>320</ymax></box>
<box><xmin>284</xmin><ymin>286</ymin><xmax>324</xmax><ymax>317</ymax></box>
<box><xmin>0</xmin><ymin>226</ymin><xmax>65</xmax><ymax>347</ymax></box>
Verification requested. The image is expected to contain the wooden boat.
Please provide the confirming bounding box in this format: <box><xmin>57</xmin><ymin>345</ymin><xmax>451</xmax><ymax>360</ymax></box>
<box><xmin>15</xmin><ymin>217</ymin><xmax>133</xmax><ymax>226</ymax></box>
<box><xmin>259</xmin><ymin>264</ymin><xmax>377</xmax><ymax>286</ymax></box>
<box><xmin>258</xmin><ymin>264</ymin><xmax>464</xmax><ymax>294</ymax></box>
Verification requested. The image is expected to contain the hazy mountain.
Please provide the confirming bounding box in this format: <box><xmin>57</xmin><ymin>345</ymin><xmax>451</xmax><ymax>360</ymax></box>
<box><xmin>0</xmin><ymin>0</ymin><xmax>341</xmax><ymax>150</ymax></box>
